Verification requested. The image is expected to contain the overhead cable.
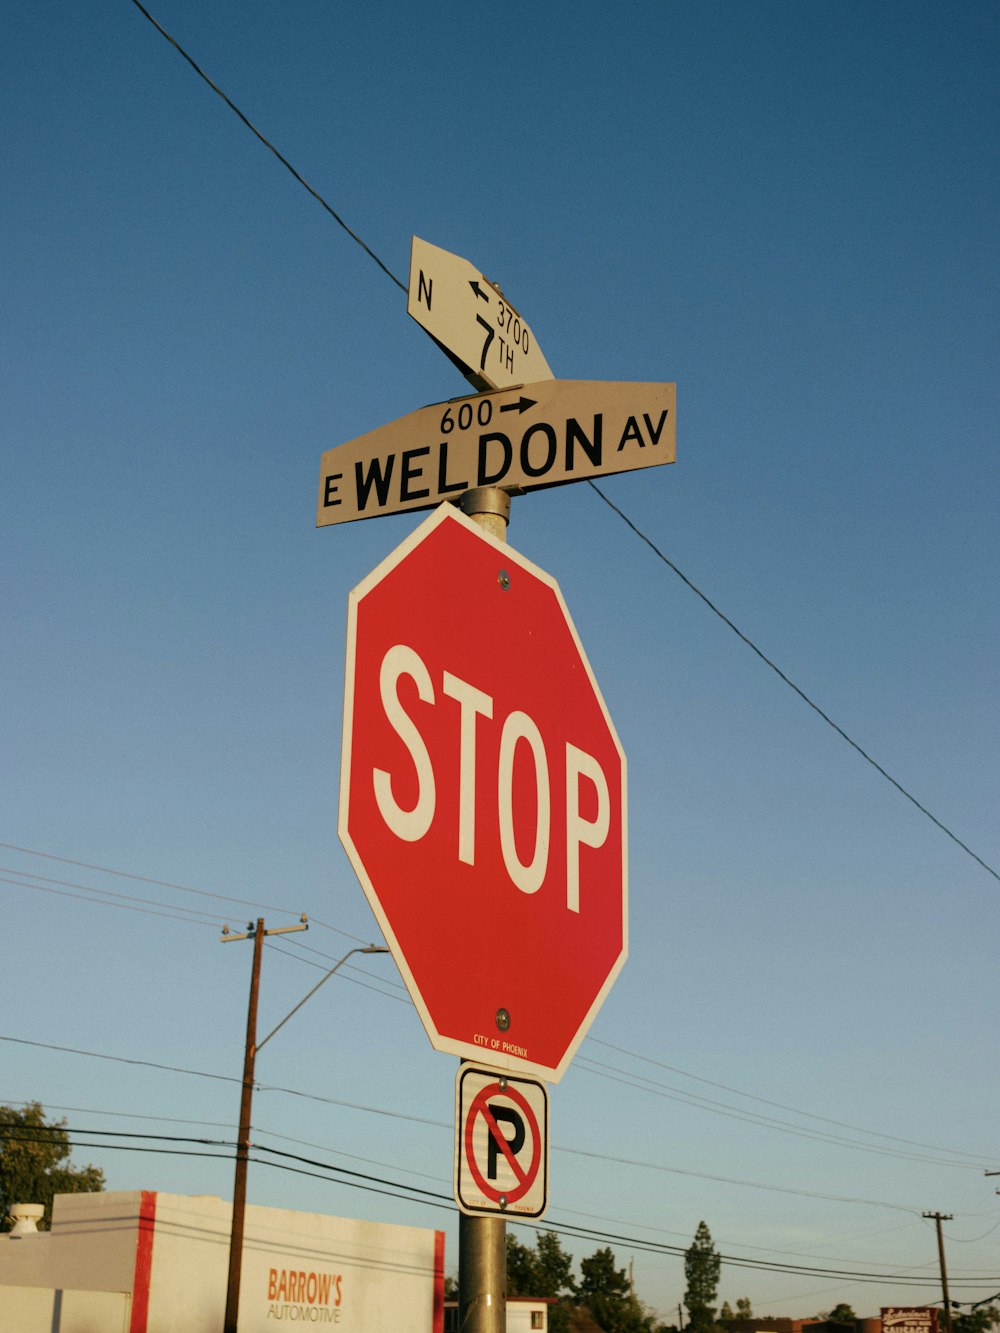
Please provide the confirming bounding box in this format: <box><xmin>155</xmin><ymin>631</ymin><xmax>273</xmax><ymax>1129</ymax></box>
<box><xmin>127</xmin><ymin>0</ymin><xmax>406</xmax><ymax>292</ymax></box>
<box><xmin>586</xmin><ymin>1037</ymin><xmax>994</xmax><ymax>1164</ymax></box>
<box><xmin>128</xmin><ymin>1</ymin><xmax>996</xmax><ymax>884</ymax></box>
<box><xmin>0</xmin><ymin>1035</ymin><xmax>948</xmax><ymax>1215</ymax></box>
<box><xmin>4</xmin><ymin>1125</ymin><xmax>996</xmax><ymax>1288</ymax></box>
<box><xmin>0</xmin><ymin>841</ymin><xmax>300</xmax><ymax>918</ymax></box>
<box><xmin>587</xmin><ymin>481</ymin><xmax>999</xmax><ymax>884</ymax></box>
<box><xmin>573</xmin><ymin>1056</ymin><xmax>988</xmax><ymax>1170</ymax></box>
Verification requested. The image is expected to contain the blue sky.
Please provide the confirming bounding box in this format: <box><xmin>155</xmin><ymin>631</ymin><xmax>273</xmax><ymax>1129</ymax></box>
<box><xmin>3</xmin><ymin>0</ymin><xmax>998</xmax><ymax>1319</ymax></box>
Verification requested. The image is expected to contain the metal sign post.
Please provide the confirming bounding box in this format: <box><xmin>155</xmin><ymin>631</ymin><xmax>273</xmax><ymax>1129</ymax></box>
<box><xmin>457</xmin><ymin>487</ymin><xmax>515</xmax><ymax>1333</ymax></box>
<box><xmin>320</xmin><ymin>238</ymin><xmax>654</xmax><ymax>1333</ymax></box>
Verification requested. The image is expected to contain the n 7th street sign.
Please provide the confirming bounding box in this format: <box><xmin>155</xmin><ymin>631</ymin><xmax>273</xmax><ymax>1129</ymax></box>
<box><xmin>317</xmin><ymin>379</ymin><xmax>675</xmax><ymax>526</ymax></box>
<box><xmin>408</xmin><ymin>235</ymin><xmax>553</xmax><ymax>391</ymax></box>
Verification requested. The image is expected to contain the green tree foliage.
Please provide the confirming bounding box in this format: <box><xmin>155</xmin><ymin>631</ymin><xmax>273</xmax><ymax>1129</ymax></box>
<box><xmin>507</xmin><ymin>1233</ymin><xmax>668</xmax><ymax>1333</ymax></box>
<box><xmin>506</xmin><ymin>1231</ymin><xmax>575</xmax><ymax>1333</ymax></box>
<box><xmin>823</xmin><ymin>1306</ymin><xmax>857</xmax><ymax>1326</ymax></box>
<box><xmin>578</xmin><ymin>1246</ymin><xmax>631</xmax><ymax>1331</ymax></box>
<box><xmin>537</xmin><ymin>1231</ymin><xmax>576</xmax><ymax>1304</ymax></box>
<box><xmin>953</xmin><ymin>1306</ymin><xmax>1000</xmax><ymax>1333</ymax></box>
<box><xmin>0</xmin><ymin>1103</ymin><xmax>104</xmax><ymax>1231</ymax></box>
<box><xmin>720</xmin><ymin>1301</ymin><xmax>753</xmax><ymax>1324</ymax></box>
<box><xmin>507</xmin><ymin>1234</ymin><xmax>541</xmax><ymax>1296</ymax></box>
<box><xmin>684</xmin><ymin>1221</ymin><xmax>721</xmax><ymax>1333</ymax></box>
<box><xmin>577</xmin><ymin>1246</ymin><xmax>667</xmax><ymax>1333</ymax></box>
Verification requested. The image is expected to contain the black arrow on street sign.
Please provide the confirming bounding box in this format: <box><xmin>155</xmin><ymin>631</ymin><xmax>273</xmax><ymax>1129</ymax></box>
<box><xmin>469</xmin><ymin>280</ymin><xmax>491</xmax><ymax>302</ymax></box>
<box><xmin>500</xmin><ymin>396</ymin><xmax>537</xmax><ymax>414</ymax></box>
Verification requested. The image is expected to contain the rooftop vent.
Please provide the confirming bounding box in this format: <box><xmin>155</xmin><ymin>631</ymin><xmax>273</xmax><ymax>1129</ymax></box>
<box><xmin>8</xmin><ymin>1204</ymin><xmax>45</xmax><ymax>1236</ymax></box>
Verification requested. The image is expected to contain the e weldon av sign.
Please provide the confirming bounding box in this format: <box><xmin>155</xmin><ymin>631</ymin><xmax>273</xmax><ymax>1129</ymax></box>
<box><xmin>316</xmin><ymin>379</ymin><xmax>676</xmax><ymax>526</ymax></box>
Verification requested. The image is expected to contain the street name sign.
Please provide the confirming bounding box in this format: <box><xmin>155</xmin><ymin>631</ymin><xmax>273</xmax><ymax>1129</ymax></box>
<box><xmin>408</xmin><ymin>235</ymin><xmax>553</xmax><ymax>391</ymax></box>
<box><xmin>317</xmin><ymin>379</ymin><xmax>675</xmax><ymax>526</ymax></box>
<box><xmin>454</xmin><ymin>1066</ymin><xmax>548</xmax><ymax>1219</ymax></box>
<box><xmin>339</xmin><ymin>504</ymin><xmax>628</xmax><ymax>1082</ymax></box>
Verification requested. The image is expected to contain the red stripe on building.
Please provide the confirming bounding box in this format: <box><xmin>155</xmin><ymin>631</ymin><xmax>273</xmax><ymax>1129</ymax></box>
<box><xmin>432</xmin><ymin>1229</ymin><xmax>446</xmax><ymax>1333</ymax></box>
<box><xmin>128</xmin><ymin>1190</ymin><xmax>157</xmax><ymax>1333</ymax></box>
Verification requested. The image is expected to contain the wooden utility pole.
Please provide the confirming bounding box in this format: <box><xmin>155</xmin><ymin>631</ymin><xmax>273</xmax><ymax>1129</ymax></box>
<box><xmin>220</xmin><ymin>915</ymin><xmax>309</xmax><ymax>1333</ymax></box>
<box><xmin>923</xmin><ymin>1211</ymin><xmax>954</xmax><ymax>1333</ymax></box>
<box><xmin>223</xmin><ymin>917</ymin><xmax>264</xmax><ymax>1333</ymax></box>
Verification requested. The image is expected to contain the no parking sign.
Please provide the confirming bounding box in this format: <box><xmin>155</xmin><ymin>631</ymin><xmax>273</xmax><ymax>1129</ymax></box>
<box><xmin>454</xmin><ymin>1066</ymin><xmax>549</xmax><ymax>1219</ymax></box>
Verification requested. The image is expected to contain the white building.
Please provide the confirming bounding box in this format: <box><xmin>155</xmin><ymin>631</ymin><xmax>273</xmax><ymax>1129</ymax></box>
<box><xmin>0</xmin><ymin>1190</ymin><xmax>445</xmax><ymax>1332</ymax></box>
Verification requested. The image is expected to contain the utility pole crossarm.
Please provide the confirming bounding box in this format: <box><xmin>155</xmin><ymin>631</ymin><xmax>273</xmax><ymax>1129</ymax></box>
<box><xmin>220</xmin><ymin>913</ymin><xmax>308</xmax><ymax>944</ymax></box>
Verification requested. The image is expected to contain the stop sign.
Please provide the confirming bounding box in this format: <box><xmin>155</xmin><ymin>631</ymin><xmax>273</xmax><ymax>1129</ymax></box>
<box><xmin>339</xmin><ymin>505</ymin><xmax>627</xmax><ymax>1082</ymax></box>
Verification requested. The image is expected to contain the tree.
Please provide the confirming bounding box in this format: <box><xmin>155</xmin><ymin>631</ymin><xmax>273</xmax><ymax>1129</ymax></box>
<box><xmin>823</xmin><ymin>1307</ymin><xmax>857</xmax><ymax>1327</ymax></box>
<box><xmin>507</xmin><ymin>1233</ymin><xmax>541</xmax><ymax>1295</ymax></box>
<box><xmin>506</xmin><ymin>1231</ymin><xmax>576</xmax><ymax>1333</ymax></box>
<box><xmin>684</xmin><ymin>1222</ymin><xmax>721</xmax><ymax>1333</ymax></box>
<box><xmin>577</xmin><ymin>1246</ymin><xmax>667</xmax><ymax>1333</ymax></box>
<box><xmin>579</xmin><ymin>1245</ymin><xmax>631</xmax><ymax>1331</ymax></box>
<box><xmin>952</xmin><ymin>1307</ymin><xmax>1000</xmax><ymax>1333</ymax></box>
<box><xmin>720</xmin><ymin>1301</ymin><xmax>753</xmax><ymax>1324</ymax></box>
<box><xmin>0</xmin><ymin>1103</ymin><xmax>104</xmax><ymax>1231</ymax></box>
<box><xmin>537</xmin><ymin>1231</ymin><xmax>575</xmax><ymax>1291</ymax></box>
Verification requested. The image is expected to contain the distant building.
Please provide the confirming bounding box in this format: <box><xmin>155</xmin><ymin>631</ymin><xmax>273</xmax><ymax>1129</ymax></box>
<box><xmin>0</xmin><ymin>1189</ymin><xmax>444</xmax><ymax>1331</ymax></box>
<box><xmin>725</xmin><ymin>1319</ymin><xmax>881</xmax><ymax>1333</ymax></box>
<box><xmin>444</xmin><ymin>1295</ymin><xmax>554</xmax><ymax>1331</ymax></box>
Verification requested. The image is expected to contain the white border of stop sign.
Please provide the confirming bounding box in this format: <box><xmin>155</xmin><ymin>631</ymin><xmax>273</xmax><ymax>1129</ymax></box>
<box><xmin>338</xmin><ymin>503</ymin><xmax>628</xmax><ymax>1083</ymax></box>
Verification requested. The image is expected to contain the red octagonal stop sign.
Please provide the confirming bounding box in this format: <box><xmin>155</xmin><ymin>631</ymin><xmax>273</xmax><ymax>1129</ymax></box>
<box><xmin>339</xmin><ymin>505</ymin><xmax>627</xmax><ymax>1082</ymax></box>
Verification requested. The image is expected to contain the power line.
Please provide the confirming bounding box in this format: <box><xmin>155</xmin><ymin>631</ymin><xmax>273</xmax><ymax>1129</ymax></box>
<box><xmin>124</xmin><ymin>5</ymin><xmax>994</xmax><ymax>886</ymax></box>
<box><xmin>0</xmin><ymin>1035</ymin><xmax>242</xmax><ymax>1088</ymax></box>
<box><xmin>126</xmin><ymin>0</ymin><xmax>406</xmax><ymax>292</ymax></box>
<box><xmin>0</xmin><ymin>841</ymin><xmax>300</xmax><ymax>918</ymax></box>
<box><xmin>0</xmin><ymin>845</ymin><xmax>379</xmax><ymax>951</ymax></box>
<box><xmin>0</xmin><ymin>1035</ymin><xmax>949</xmax><ymax>1216</ymax></box>
<box><xmin>573</xmin><ymin>1056</ymin><xmax>988</xmax><ymax>1171</ymax></box>
<box><xmin>557</xmin><ymin>1142</ymin><xmax>923</xmax><ymax>1215</ymax></box>
<box><xmin>587</xmin><ymin>481</ymin><xmax>998</xmax><ymax>883</ymax></box>
<box><xmin>4</xmin><ymin>836</ymin><xmax>991</xmax><ymax>1166</ymax></box>
<box><xmin>547</xmin><ymin>1207</ymin><xmax>957</xmax><ymax>1276</ymax></box>
<box><xmin>585</xmin><ymin>1037</ymin><xmax>994</xmax><ymax>1164</ymax></box>
<box><xmin>4</xmin><ymin>842</ymin><xmax>994</xmax><ymax>1169</ymax></box>
<box><xmin>1</xmin><ymin>875</ymin><xmax>221</xmax><ymax>926</ymax></box>
<box><xmin>6</xmin><ymin>1123</ymin><xmax>996</xmax><ymax>1288</ymax></box>
<box><xmin>0</xmin><ymin>1098</ymin><xmax>444</xmax><ymax>1189</ymax></box>
<box><xmin>0</xmin><ymin>869</ymin><xmax>224</xmax><ymax>926</ymax></box>
<box><xmin>526</xmin><ymin>1213</ymin><xmax>996</xmax><ymax>1288</ymax></box>
<box><xmin>4</xmin><ymin>839</ymin><xmax>991</xmax><ymax>1168</ymax></box>
<box><xmin>24</xmin><ymin>1098</ymin><xmax>978</xmax><ymax>1273</ymax></box>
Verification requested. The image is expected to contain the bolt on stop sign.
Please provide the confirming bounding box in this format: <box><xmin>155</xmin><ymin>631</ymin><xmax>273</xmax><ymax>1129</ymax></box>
<box><xmin>339</xmin><ymin>504</ymin><xmax>627</xmax><ymax>1083</ymax></box>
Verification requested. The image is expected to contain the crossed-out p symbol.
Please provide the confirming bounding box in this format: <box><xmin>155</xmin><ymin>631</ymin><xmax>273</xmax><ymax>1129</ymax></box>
<box><xmin>456</xmin><ymin>1068</ymin><xmax>548</xmax><ymax>1219</ymax></box>
<box><xmin>486</xmin><ymin>1103</ymin><xmax>525</xmax><ymax>1179</ymax></box>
